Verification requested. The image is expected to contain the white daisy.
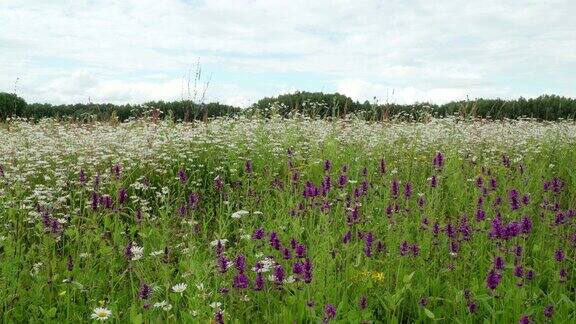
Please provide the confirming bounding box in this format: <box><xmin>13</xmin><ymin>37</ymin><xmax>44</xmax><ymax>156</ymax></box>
<box><xmin>209</xmin><ymin>302</ymin><xmax>222</xmax><ymax>309</ymax></box>
<box><xmin>171</xmin><ymin>283</ymin><xmax>187</xmax><ymax>294</ymax></box>
<box><xmin>90</xmin><ymin>307</ymin><xmax>112</xmax><ymax>321</ymax></box>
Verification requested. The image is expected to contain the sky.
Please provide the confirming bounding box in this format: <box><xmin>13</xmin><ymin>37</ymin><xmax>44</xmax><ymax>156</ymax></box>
<box><xmin>1</xmin><ymin>0</ymin><xmax>575</xmax><ymax>107</ymax></box>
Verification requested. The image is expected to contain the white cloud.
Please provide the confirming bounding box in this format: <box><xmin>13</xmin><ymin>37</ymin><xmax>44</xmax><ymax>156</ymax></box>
<box><xmin>335</xmin><ymin>79</ymin><xmax>470</xmax><ymax>104</ymax></box>
<box><xmin>1</xmin><ymin>0</ymin><xmax>575</xmax><ymax>105</ymax></box>
<box><xmin>33</xmin><ymin>70</ymin><xmax>265</xmax><ymax>107</ymax></box>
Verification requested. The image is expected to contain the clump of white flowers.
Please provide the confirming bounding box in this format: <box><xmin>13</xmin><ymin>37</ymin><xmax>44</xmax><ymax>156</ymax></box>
<box><xmin>171</xmin><ymin>283</ymin><xmax>187</xmax><ymax>294</ymax></box>
<box><xmin>231</xmin><ymin>210</ymin><xmax>249</xmax><ymax>219</ymax></box>
<box><xmin>153</xmin><ymin>300</ymin><xmax>172</xmax><ymax>311</ymax></box>
<box><xmin>210</xmin><ymin>239</ymin><xmax>228</xmax><ymax>247</ymax></box>
<box><xmin>130</xmin><ymin>244</ymin><xmax>144</xmax><ymax>261</ymax></box>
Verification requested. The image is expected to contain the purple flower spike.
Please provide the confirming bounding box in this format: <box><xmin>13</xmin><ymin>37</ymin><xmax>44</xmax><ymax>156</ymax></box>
<box><xmin>254</xmin><ymin>273</ymin><xmax>265</xmax><ymax>291</ymax></box>
<box><xmin>79</xmin><ymin>169</ymin><xmax>86</xmax><ymax>183</ymax></box>
<box><xmin>178</xmin><ymin>168</ymin><xmax>187</xmax><ymax>183</ymax></box>
<box><xmin>525</xmin><ymin>269</ymin><xmax>535</xmax><ymax>281</ymax></box>
<box><xmin>215</xmin><ymin>310</ymin><xmax>224</xmax><ymax>324</ymax></box>
<box><xmin>282</xmin><ymin>247</ymin><xmax>292</xmax><ymax>260</ymax></box>
<box><xmin>419</xmin><ymin>297</ymin><xmax>428</xmax><ymax>307</ymax></box>
<box><xmin>67</xmin><ymin>255</ymin><xmax>74</xmax><ymax>272</ymax></box>
<box><xmin>139</xmin><ymin>282</ymin><xmax>152</xmax><ymax>300</ymax></box>
<box><xmin>514</xmin><ymin>265</ymin><xmax>524</xmax><ymax>278</ymax></box>
<box><xmin>559</xmin><ymin>268</ymin><xmax>567</xmax><ymax>282</ymax></box>
<box><xmin>433</xmin><ymin>151</ymin><xmax>445</xmax><ymax>170</ymax></box>
<box><xmin>324</xmin><ymin>304</ymin><xmax>337</xmax><ymax>321</ymax></box>
<box><xmin>323</xmin><ymin>160</ymin><xmax>332</xmax><ymax>172</ymax></box>
<box><xmin>252</xmin><ymin>227</ymin><xmax>265</xmax><ymax>240</ymax></box>
<box><xmin>188</xmin><ymin>193</ymin><xmax>199</xmax><ymax>210</ymax></box>
<box><xmin>518</xmin><ymin>315</ymin><xmax>531</xmax><ymax>324</ymax></box>
<box><xmin>112</xmin><ymin>163</ymin><xmax>122</xmax><ymax>180</ymax></box>
<box><xmin>232</xmin><ymin>273</ymin><xmax>250</xmax><ymax>289</ymax></box>
<box><xmin>214</xmin><ymin>175</ymin><xmax>224</xmax><ymax>191</ymax></box>
<box><xmin>269</xmin><ymin>232</ymin><xmax>281</xmax><ymax>250</ymax></box>
<box><xmin>404</xmin><ymin>182</ymin><xmax>413</xmax><ymax>199</ymax></box>
<box><xmin>123</xmin><ymin>242</ymin><xmax>133</xmax><ymax>259</ymax></box>
<box><xmin>493</xmin><ymin>256</ymin><xmax>505</xmax><ymax>270</ymax></box>
<box><xmin>554</xmin><ymin>249</ymin><xmax>565</xmax><ymax>262</ymax></box>
<box><xmin>295</xmin><ymin>244</ymin><xmax>307</xmax><ymax>258</ymax></box>
<box><xmin>391</xmin><ymin>179</ymin><xmax>400</xmax><ymax>198</ymax></box>
<box><xmin>467</xmin><ymin>302</ymin><xmax>477</xmax><ymax>314</ymax></box>
<box><xmin>378</xmin><ymin>158</ymin><xmax>386</xmax><ymax>174</ymax></box>
<box><xmin>273</xmin><ymin>264</ymin><xmax>285</xmax><ymax>285</ymax></box>
<box><xmin>235</xmin><ymin>255</ymin><xmax>246</xmax><ymax>272</ymax></box>
<box><xmin>429</xmin><ymin>175</ymin><xmax>438</xmax><ymax>188</ymax></box>
<box><xmin>135</xmin><ymin>208</ymin><xmax>142</xmax><ymax>225</ymax></box>
<box><xmin>486</xmin><ymin>269</ymin><xmax>502</xmax><ymax>290</ymax></box>
<box><xmin>118</xmin><ymin>187</ymin><xmax>128</xmax><ymax>205</ymax></box>
<box><xmin>91</xmin><ymin>191</ymin><xmax>99</xmax><ymax>211</ymax></box>
<box><xmin>244</xmin><ymin>160</ymin><xmax>253</xmax><ymax>173</ymax></box>
<box><xmin>359</xmin><ymin>295</ymin><xmax>368</xmax><ymax>310</ymax></box>
<box><xmin>400</xmin><ymin>241</ymin><xmax>410</xmax><ymax>256</ymax></box>
<box><xmin>338</xmin><ymin>174</ymin><xmax>348</xmax><ymax>188</ymax></box>
<box><xmin>544</xmin><ymin>304</ymin><xmax>554</xmax><ymax>318</ymax></box>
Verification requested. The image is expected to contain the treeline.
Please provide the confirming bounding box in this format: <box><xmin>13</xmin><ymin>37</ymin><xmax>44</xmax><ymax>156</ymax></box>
<box><xmin>0</xmin><ymin>92</ymin><xmax>240</xmax><ymax>122</ymax></box>
<box><xmin>2</xmin><ymin>91</ymin><xmax>576</xmax><ymax>122</ymax></box>
<box><xmin>248</xmin><ymin>92</ymin><xmax>576</xmax><ymax>121</ymax></box>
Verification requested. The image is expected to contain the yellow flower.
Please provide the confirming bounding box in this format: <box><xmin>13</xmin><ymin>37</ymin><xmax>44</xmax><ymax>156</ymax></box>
<box><xmin>354</xmin><ymin>270</ymin><xmax>384</xmax><ymax>283</ymax></box>
<box><xmin>372</xmin><ymin>272</ymin><xmax>385</xmax><ymax>282</ymax></box>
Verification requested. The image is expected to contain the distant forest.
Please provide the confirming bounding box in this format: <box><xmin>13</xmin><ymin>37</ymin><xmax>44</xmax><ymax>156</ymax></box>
<box><xmin>1</xmin><ymin>91</ymin><xmax>575</xmax><ymax>122</ymax></box>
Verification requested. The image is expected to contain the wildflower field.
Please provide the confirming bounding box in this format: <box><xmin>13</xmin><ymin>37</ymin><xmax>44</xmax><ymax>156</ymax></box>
<box><xmin>0</xmin><ymin>116</ymin><xmax>574</xmax><ymax>323</ymax></box>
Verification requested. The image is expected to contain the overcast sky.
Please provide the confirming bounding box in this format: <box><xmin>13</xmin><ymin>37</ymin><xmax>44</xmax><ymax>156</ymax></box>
<box><xmin>1</xmin><ymin>0</ymin><xmax>575</xmax><ymax>106</ymax></box>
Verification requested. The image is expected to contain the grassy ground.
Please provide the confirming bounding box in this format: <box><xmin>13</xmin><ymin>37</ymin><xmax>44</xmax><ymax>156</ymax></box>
<box><xmin>0</xmin><ymin>116</ymin><xmax>574</xmax><ymax>323</ymax></box>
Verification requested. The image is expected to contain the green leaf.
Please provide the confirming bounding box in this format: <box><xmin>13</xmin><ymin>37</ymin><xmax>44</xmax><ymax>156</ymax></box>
<box><xmin>561</xmin><ymin>294</ymin><xmax>575</xmax><ymax>307</ymax></box>
<box><xmin>424</xmin><ymin>308</ymin><xmax>435</xmax><ymax>320</ymax></box>
<box><xmin>46</xmin><ymin>307</ymin><xmax>57</xmax><ymax>318</ymax></box>
<box><xmin>481</xmin><ymin>299</ymin><xmax>494</xmax><ymax>314</ymax></box>
<box><xmin>131</xmin><ymin>313</ymin><xmax>142</xmax><ymax>324</ymax></box>
<box><xmin>347</xmin><ymin>310</ymin><xmax>361</xmax><ymax>322</ymax></box>
<box><xmin>130</xmin><ymin>305</ymin><xmax>143</xmax><ymax>324</ymax></box>
<box><xmin>403</xmin><ymin>271</ymin><xmax>415</xmax><ymax>284</ymax></box>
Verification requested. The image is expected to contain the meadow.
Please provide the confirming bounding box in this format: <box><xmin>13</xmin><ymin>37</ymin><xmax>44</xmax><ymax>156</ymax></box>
<box><xmin>0</xmin><ymin>116</ymin><xmax>574</xmax><ymax>323</ymax></box>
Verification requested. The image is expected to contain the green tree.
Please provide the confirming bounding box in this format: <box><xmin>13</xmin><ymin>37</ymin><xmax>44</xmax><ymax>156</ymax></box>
<box><xmin>0</xmin><ymin>92</ymin><xmax>27</xmax><ymax>120</ymax></box>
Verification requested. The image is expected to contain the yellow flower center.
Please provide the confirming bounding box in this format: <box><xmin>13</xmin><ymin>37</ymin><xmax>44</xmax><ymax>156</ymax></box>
<box><xmin>96</xmin><ymin>311</ymin><xmax>108</xmax><ymax>317</ymax></box>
